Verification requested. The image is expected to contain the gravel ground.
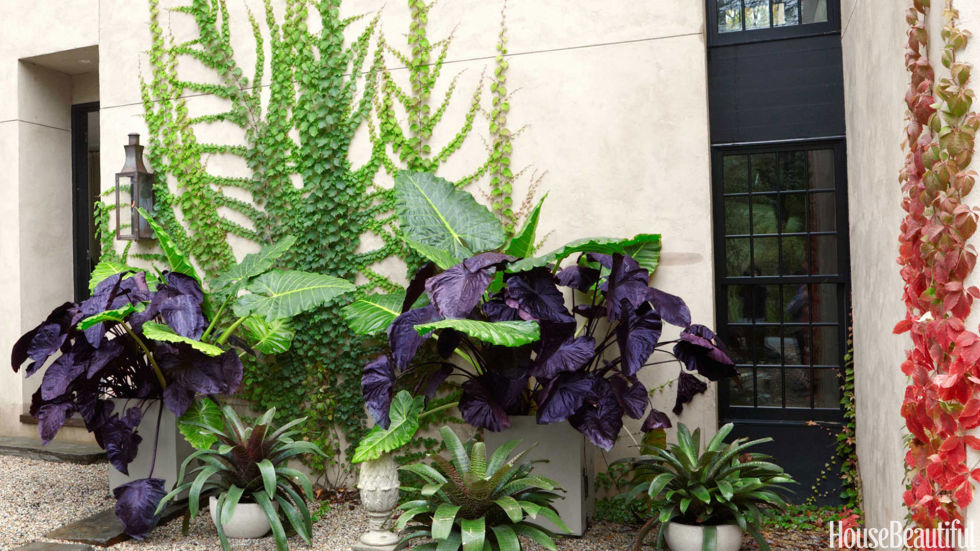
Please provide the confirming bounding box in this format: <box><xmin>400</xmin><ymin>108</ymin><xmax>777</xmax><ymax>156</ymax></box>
<box><xmin>1</xmin><ymin>455</ymin><xmax>832</xmax><ymax>550</ymax></box>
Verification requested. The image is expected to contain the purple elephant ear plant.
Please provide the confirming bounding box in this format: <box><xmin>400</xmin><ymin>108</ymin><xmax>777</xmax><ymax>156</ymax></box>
<box><xmin>344</xmin><ymin>171</ymin><xmax>737</xmax><ymax>453</ymax></box>
<box><xmin>10</xmin><ymin>210</ymin><xmax>354</xmax><ymax>538</ymax></box>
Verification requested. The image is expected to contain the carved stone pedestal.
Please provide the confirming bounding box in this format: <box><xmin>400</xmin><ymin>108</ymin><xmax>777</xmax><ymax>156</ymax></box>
<box><xmin>353</xmin><ymin>454</ymin><xmax>400</xmax><ymax>551</ymax></box>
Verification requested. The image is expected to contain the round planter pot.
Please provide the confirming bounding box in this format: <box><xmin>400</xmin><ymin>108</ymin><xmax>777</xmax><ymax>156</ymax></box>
<box><xmin>664</xmin><ymin>522</ymin><xmax>743</xmax><ymax>551</ymax></box>
<box><xmin>209</xmin><ymin>496</ymin><xmax>273</xmax><ymax>539</ymax></box>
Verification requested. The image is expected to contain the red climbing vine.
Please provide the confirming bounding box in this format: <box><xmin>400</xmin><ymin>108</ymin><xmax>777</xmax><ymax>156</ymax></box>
<box><xmin>897</xmin><ymin>0</ymin><xmax>980</xmax><ymax>542</ymax></box>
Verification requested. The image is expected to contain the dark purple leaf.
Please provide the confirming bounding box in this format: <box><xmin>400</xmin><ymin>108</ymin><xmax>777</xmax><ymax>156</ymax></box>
<box><xmin>101</xmin><ymin>409</ymin><xmax>144</xmax><ymax>474</ymax></box>
<box><xmin>482</xmin><ymin>292</ymin><xmax>521</xmax><ymax>321</ymax></box>
<box><xmin>40</xmin><ymin>350</ymin><xmax>89</xmax><ymax>401</ymax></box>
<box><xmin>642</xmin><ymin>408</ymin><xmax>672</xmax><ymax>431</ymax></box>
<box><xmin>132</xmin><ymin>273</ymin><xmax>206</xmax><ymax>338</ymax></box>
<box><xmin>362</xmin><ymin>355</ymin><xmax>396</xmax><ymax>428</ymax></box>
<box><xmin>37</xmin><ymin>401</ymin><xmax>74</xmax><ymax>444</ymax></box>
<box><xmin>616</xmin><ymin>303</ymin><xmax>663</xmax><ymax>376</ymax></box>
<box><xmin>80</xmin><ymin>274</ymin><xmax>150</xmax><ymax>348</ymax></box>
<box><xmin>419</xmin><ymin>364</ymin><xmax>454</xmax><ymax>400</ymax></box>
<box><xmin>481</xmin><ymin>369</ymin><xmax>528</xmax><ymax>411</ymax></box>
<box><xmin>459</xmin><ymin>375</ymin><xmax>511</xmax><ymax>432</ymax></box>
<box><xmin>536</xmin><ymin>372</ymin><xmax>596</xmax><ymax>424</ymax></box>
<box><xmin>535</xmin><ymin>320</ymin><xmax>577</xmax><ymax>359</ymax></box>
<box><xmin>531</xmin><ymin>336</ymin><xmax>594</xmax><ymax>379</ymax></box>
<box><xmin>425</xmin><ymin>253</ymin><xmax>513</xmax><ymax>319</ymax></box>
<box><xmin>673</xmin><ymin>324</ymin><xmax>737</xmax><ymax>381</ymax></box>
<box><xmin>600</xmin><ymin>254</ymin><xmax>651</xmax><ymax>322</ymax></box>
<box><xmin>608</xmin><ymin>375</ymin><xmax>648</xmax><ymax>419</ymax></box>
<box><xmin>387</xmin><ymin>305</ymin><xmax>442</xmax><ymax>370</ymax></box>
<box><xmin>113</xmin><ymin>478</ymin><xmax>166</xmax><ymax>539</ymax></box>
<box><xmin>646</xmin><ymin>287</ymin><xmax>691</xmax><ymax>328</ymax></box>
<box><xmin>12</xmin><ymin>302</ymin><xmax>78</xmax><ymax>373</ymax></box>
<box><xmin>86</xmin><ymin>339</ymin><xmax>125</xmax><ymax>379</ymax></box>
<box><xmin>556</xmin><ymin>265</ymin><xmax>600</xmax><ymax>292</ymax></box>
<box><xmin>503</xmin><ymin>268</ymin><xmax>573</xmax><ymax>323</ymax></box>
<box><xmin>569</xmin><ymin>378</ymin><xmax>624</xmax><ymax>451</ymax></box>
<box><xmin>573</xmin><ymin>304</ymin><xmax>605</xmax><ymax>319</ymax></box>
<box><xmin>402</xmin><ymin>261</ymin><xmax>440</xmax><ymax>313</ymax></box>
<box><xmin>673</xmin><ymin>371</ymin><xmax>708</xmax><ymax>414</ymax></box>
<box><xmin>157</xmin><ymin>346</ymin><xmax>243</xmax><ymax>417</ymax></box>
<box><xmin>436</xmin><ymin>329</ymin><xmax>462</xmax><ymax>359</ymax></box>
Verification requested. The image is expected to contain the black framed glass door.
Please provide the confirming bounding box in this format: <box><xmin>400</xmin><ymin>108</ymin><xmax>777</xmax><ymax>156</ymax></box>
<box><xmin>713</xmin><ymin>139</ymin><xmax>850</xmax><ymax>502</ymax></box>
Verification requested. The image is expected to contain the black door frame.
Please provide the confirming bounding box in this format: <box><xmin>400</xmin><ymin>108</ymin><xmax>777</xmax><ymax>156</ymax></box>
<box><xmin>71</xmin><ymin>101</ymin><xmax>99</xmax><ymax>302</ymax></box>
<box><xmin>712</xmin><ymin>137</ymin><xmax>851</xmax><ymax>426</ymax></box>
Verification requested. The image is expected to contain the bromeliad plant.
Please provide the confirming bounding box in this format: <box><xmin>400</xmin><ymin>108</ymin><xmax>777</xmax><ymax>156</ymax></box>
<box><xmin>157</xmin><ymin>406</ymin><xmax>323</xmax><ymax>551</ymax></box>
<box><xmin>395</xmin><ymin>426</ymin><xmax>568</xmax><ymax>551</ymax></box>
<box><xmin>615</xmin><ymin>423</ymin><xmax>794</xmax><ymax>551</ymax></box>
<box><xmin>10</xmin><ymin>210</ymin><xmax>353</xmax><ymax>537</ymax></box>
<box><xmin>344</xmin><ymin>171</ymin><xmax>736</xmax><ymax>452</ymax></box>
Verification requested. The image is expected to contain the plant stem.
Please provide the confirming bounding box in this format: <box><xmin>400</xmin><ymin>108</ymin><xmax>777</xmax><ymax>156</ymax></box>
<box><xmin>419</xmin><ymin>401</ymin><xmax>458</xmax><ymax>420</ymax></box>
<box><xmin>216</xmin><ymin>316</ymin><xmax>247</xmax><ymax>346</ymax></box>
<box><xmin>202</xmin><ymin>295</ymin><xmax>232</xmax><ymax>342</ymax></box>
<box><xmin>121</xmin><ymin>322</ymin><xmax>167</xmax><ymax>389</ymax></box>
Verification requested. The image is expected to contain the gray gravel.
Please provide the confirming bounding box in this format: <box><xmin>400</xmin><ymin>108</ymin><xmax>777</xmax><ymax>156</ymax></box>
<box><xmin>1</xmin><ymin>454</ymin><xmax>636</xmax><ymax>550</ymax></box>
<box><xmin>0</xmin><ymin>455</ymin><xmax>112</xmax><ymax>549</ymax></box>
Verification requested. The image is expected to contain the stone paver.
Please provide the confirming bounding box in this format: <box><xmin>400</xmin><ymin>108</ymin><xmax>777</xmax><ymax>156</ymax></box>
<box><xmin>45</xmin><ymin>503</ymin><xmax>186</xmax><ymax>547</ymax></box>
<box><xmin>13</xmin><ymin>544</ymin><xmax>94</xmax><ymax>551</ymax></box>
<box><xmin>0</xmin><ymin>437</ymin><xmax>104</xmax><ymax>465</ymax></box>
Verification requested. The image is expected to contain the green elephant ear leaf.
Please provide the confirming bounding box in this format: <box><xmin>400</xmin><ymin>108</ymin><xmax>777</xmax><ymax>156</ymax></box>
<box><xmin>89</xmin><ymin>261</ymin><xmax>140</xmax><ymax>292</ymax></box>
<box><xmin>351</xmin><ymin>391</ymin><xmax>424</xmax><ymax>464</ymax></box>
<box><xmin>212</xmin><ymin>236</ymin><xmax>297</xmax><ymax>292</ymax></box>
<box><xmin>78</xmin><ymin>302</ymin><xmax>146</xmax><ymax>330</ymax></box>
<box><xmin>233</xmin><ymin>269</ymin><xmax>356</xmax><ymax>320</ymax></box>
<box><xmin>623</xmin><ymin>238</ymin><xmax>662</xmax><ymax>275</ymax></box>
<box><xmin>343</xmin><ymin>292</ymin><xmax>405</xmax><ymax>336</ymax></box>
<box><xmin>143</xmin><ymin>321</ymin><xmax>225</xmax><ymax>356</ymax></box>
<box><xmin>178</xmin><ymin>397</ymin><xmax>224</xmax><ymax>450</ymax></box>
<box><xmin>394</xmin><ymin>170</ymin><xmax>505</xmax><ymax>261</ymax></box>
<box><xmin>504</xmin><ymin>193</ymin><xmax>546</xmax><ymax>258</ymax></box>
<box><xmin>400</xmin><ymin>236</ymin><xmax>462</xmax><ymax>269</ymax></box>
<box><xmin>506</xmin><ymin>234</ymin><xmax>663</xmax><ymax>273</ymax></box>
<box><xmin>242</xmin><ymin>316</ymin><xmax>295</xmax><ymax>354</ymax></box>
<box><xmin>137</xmin><ymin>207</ymin><xmax>200</xmax><ymax>283</ymax></box>
<box><xmin>414</xmin><ymin>319</ymin><xmax>540</xmax><ymax>347</ymax></box>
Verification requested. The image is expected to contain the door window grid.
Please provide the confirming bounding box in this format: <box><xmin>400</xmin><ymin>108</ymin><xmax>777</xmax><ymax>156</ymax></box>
<box><xmin>720</xmin><ymin>148</ymin><xmax>842</xmax><ymax>410</ymax></box>
<box><xmin>718</xmin><ymin>0</ymin><xmax>829</xmax><ymax>33</ymax></box>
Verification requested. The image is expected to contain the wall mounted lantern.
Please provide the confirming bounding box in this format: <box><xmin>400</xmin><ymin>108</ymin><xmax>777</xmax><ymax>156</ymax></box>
<box><xmin>115</xmin><ymin>133</ymin><xmax>155</xmax><ymax>240</ymax></box>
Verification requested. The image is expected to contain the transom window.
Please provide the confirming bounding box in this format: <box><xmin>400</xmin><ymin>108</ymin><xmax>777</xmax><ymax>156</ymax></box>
<box><xmin>718</xmin><ymin>0</ymin><xmax>828</xmax><ymax>33</ymax></box>
<box><xmin>715</xmin><ymin>144</ymin><xmax>848</xmax><ymax>420</ymax></box>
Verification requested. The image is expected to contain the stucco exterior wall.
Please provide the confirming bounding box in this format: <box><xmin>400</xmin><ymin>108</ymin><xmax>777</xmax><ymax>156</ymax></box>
<box><xmin>840</xmin><ymin>0</ymin><xmax>910</xmax><ymax>532</ymax></box>
<box><xmin>0</xmin><ymin>0</ymin><xmax>715</xmax><ymax>464</ymax></box>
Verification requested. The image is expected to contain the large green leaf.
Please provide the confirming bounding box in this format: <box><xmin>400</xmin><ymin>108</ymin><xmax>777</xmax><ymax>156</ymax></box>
<box><xmin>142</xmin><ymin>321</ymin><xmax>224</xmax><ymax>356</ymax></box>
<box><xmin>78</xmin><ymin>302</ymin><xmax>145</xmax><ymax>330</ymax></box>
<box><xmin>624</xmin><ymin>238</ymin><xmax>662</xmax><ymax>275</ymax></box>
<box><xmin>342</xmin><ymin>292</ymin><xmax>405</xmax><ymax>336</ymax></box>
<box><xmin>351</xmin><ymin>391</ymin><xmax>424</xmax><ymax>463</ymax></box>
<box><xmin>89</xmin><ymin>261</ymin><xmax>139</xmax><ymax>292</ymax></box>
<box><xmin>506</xmin><ymin>234</ymin><xmax>662</xmax><ymax>273</ymax></box>
<box><xmin>233</xmin><ymin>269</ymin><xmax>355</xmax><ymax>320</ymax></box>
<box><xmin>138</xmin><ymin>207</ymin><xmax>201</xmax><ymax>283</ymax></box>
<box><xmin>178</xmin><ymin>398</ymin><xmax>224</xmax><ymax>450</ymax></box>
<box><xmin>460</xmin><ymin>516</ymin><xmax>486</xmax><ymax>551</ymax></box>
<box><xmin>504</xmin><ymin>193</ymin><xmax>546</xmax><ymax>257</ymax></box>
<box><xmin>401</xmin><ymin>236</ymin><xmax>461</xmax><ymax>270</ymax></box>
<box><xmin>432</xmin><ymin>503</ymin><xmax>461</xmax><ymax>540</ymax></box>
<box><xmin>212</xmin><ymin>236</ymin><xmax>297</xmax><ymax>291</ymax></box>
<box><xmin>394</xmin><ymin>171</ymin><xmax>505</xmax><ymax>260</ymax></box>
<box><xmin>242</xmin><ymin>316</ymin><xmax>295</xmax><ymax>354</ymax></box>
<box><xmin>414</xmin><ymin>319</ymin><xmax>540</xmax><ymax>347</ymax></box>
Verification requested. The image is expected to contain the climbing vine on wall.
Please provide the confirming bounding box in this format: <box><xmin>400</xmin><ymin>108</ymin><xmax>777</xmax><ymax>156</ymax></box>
<box><xmin>115</xmin><ymin>0</ymin><xmax>521</xmax><ymax>480</ymax></box>
<box><xmin>896</xmin><ymin>0</ymin><xmax>980</xmax><ymax>533</ymax></box>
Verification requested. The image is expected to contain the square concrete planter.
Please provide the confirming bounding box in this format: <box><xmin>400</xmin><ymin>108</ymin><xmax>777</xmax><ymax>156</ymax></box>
<box><xmin>107</xmin><ymin>399</ymin><xmax>194</xmax><ymax>494</ymax></box>
<box><xmin>483</xmin><ymin>416</ymin><xmax>595</xmax><ymax>536</ymax></box>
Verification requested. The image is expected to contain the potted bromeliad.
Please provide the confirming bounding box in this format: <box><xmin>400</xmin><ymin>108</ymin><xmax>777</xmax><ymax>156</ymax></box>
<box><xmin>615</xmin><ymin>423</ymin><xmax>794</xmax><ymax>551</ymax></box>
<box><xmin>343</xmin><ymin>171</ymin><xmax>738</xmax><ymax>535</ymax></box>
<box><xmin>157</xmin><ymin>405</ymin><xmax>323</xmax><ymax>550</ymax></box>
<box><xmin>10</xmin><ymin>209</ymin><xmax>354</xmax><ymax>537</ymax></box>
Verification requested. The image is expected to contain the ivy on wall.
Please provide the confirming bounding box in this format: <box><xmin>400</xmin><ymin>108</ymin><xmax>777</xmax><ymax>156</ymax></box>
<box><xmin>108</xmin><ymin>0</ymin><xmax>520</xmax><ymax>481</ymax></box>
<box><xmin>896</xmin><ymin>0</ymin><xmax>980</xmax><ymax>532</ymax></box>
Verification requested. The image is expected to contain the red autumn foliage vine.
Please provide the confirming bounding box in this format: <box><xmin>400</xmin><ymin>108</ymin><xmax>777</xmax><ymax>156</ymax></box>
<box><xmin>897</xmin><ymin>0</ymin><xmax>980</xmax><ymax>540</ymax></box>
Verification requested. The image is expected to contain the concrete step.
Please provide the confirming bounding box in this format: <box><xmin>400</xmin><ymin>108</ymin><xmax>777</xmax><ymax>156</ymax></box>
<box><xmin>45</xmin><ymin>502</ymin><xmax>188</xmax><ymax>547</ymax></box>
<box><xmin>0</xmin><ymin>436</ymin><xmax>104</xmax><ymax>465</ymax></box>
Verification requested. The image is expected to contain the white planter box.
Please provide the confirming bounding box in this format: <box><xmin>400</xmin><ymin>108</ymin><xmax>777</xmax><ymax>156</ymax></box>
<box><xmin>483</xmin><ymin>416</ymin><xmax>595</xmax><ymax>536</ymax></box>
<box><xmin>664</xmin><ymin>522</ymin><xmax>743</xmax><ymax>551</ymax></box>
<box><xmin>107</xmin><ymin>399</ymin><xmax>194</xmax><ymax>494</ymax></box>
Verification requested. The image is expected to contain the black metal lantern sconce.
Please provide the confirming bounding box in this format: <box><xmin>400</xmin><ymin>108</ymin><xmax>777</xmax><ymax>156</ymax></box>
<box><xmin>115</xmin><ymin>133</ymin><xmax>156</xmax><ymax>241</ymax></box>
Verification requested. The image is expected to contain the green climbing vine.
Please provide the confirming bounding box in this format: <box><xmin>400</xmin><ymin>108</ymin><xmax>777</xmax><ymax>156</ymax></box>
<box><xmin>91</xmin><ymin>0</ymin><xmax>524</xmax><ymax>483</ymax></box>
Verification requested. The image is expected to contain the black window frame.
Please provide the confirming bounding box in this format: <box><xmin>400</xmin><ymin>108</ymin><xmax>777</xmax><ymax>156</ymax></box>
<box><xmin>713</xmin><ymin>138</ymin><xmax>850</xmax><ymax>424</ymax></box>
<box><xmin>71</xmin><ymin>101</ymin><xmax>100</xmax><ymax>302</ymax></box>
<box><xmin>707</xmin><ymin>0</ymin><xmax>842</xmax><ymax>47</ymax></box>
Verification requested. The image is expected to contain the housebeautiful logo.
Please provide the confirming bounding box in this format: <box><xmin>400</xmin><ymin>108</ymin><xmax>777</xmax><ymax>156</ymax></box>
<box><xmin>829</xmin><ymin>520</ymin><xmax>972</xmax><ymax>549</ymax></box>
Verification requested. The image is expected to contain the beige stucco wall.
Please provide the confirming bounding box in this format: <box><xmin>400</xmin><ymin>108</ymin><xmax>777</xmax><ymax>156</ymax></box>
<box><xmin>840</xmin><ymin>0</ymin><xmax>910</xmax><ymax>533</ymax></box>
<box><xmin>0</xmin><ymin>0</ymin><xmax>716</xmax><ymax>466</ymax></box>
